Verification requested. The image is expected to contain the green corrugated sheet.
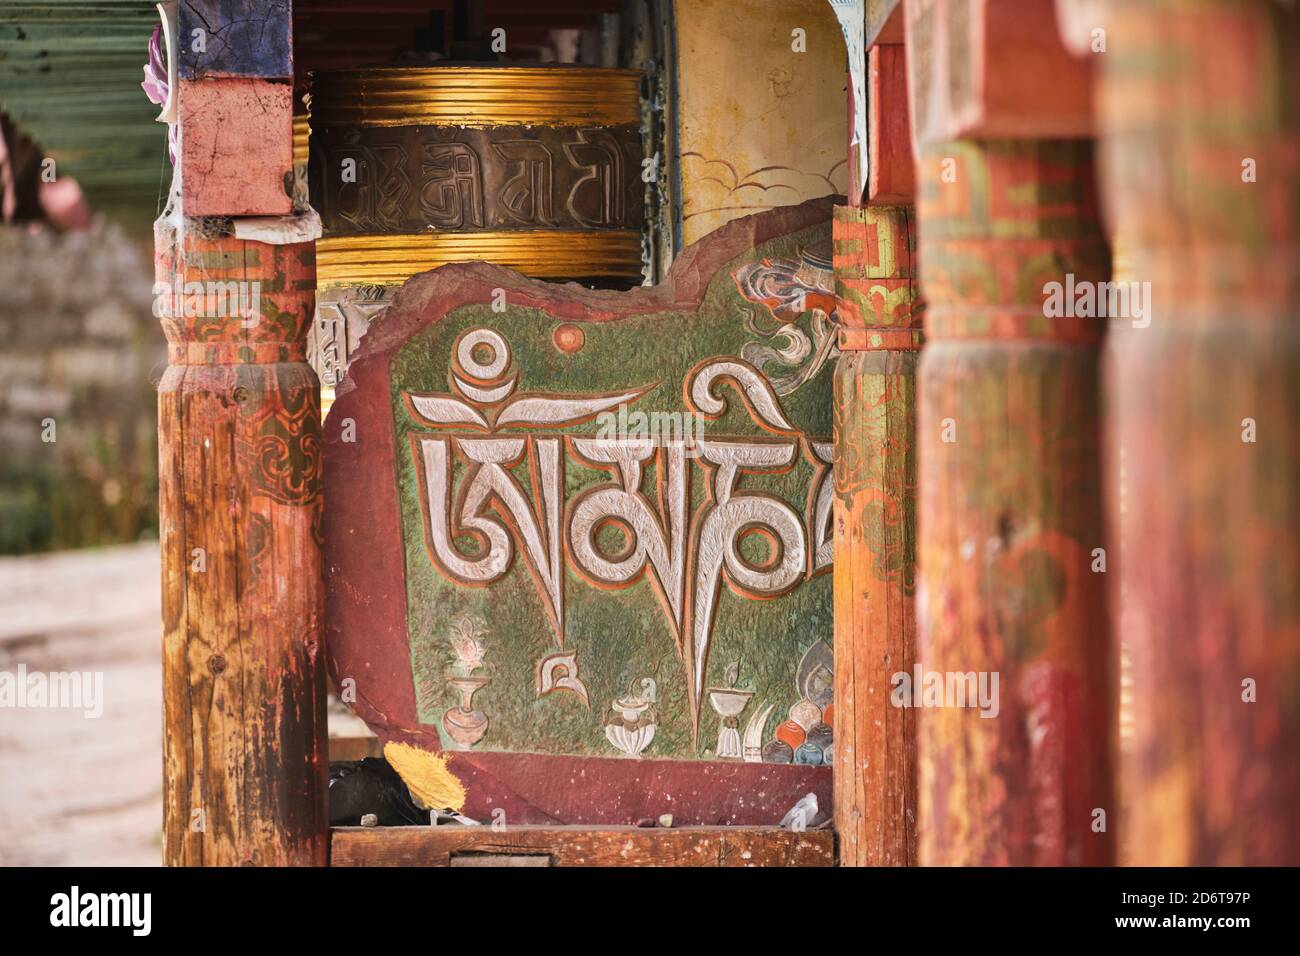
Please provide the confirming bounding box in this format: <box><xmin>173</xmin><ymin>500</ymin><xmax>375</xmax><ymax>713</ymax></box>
<box><xmin>0</xmin><ymin>1</ymin><xmax>168</xmax><ymax>233</ymax></box>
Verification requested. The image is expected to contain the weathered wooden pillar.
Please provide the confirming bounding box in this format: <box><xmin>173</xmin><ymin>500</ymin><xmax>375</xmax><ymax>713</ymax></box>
<box><xmin>832</xmin><ymin>8</ymin><xmax>922</xmax><ymax>865</ymax></box>
<box><xmin>1100</xmin><ymin>0</ymin><xmax>1300</xmax><ymax>865</ymax></box>
<box><xmin>154</xmin><ymin>2</ymin><xmax>327</xmax><ymax>865</ymax></box>
<box><xmin>832</xmin><ymin>204</ymin><xmax>921</xmax><ymax>866</ymax></box>
<box><xmin>156</xmin><ymin>228</ymin><xmax>328</xmax><ymax>866</ymax></box>
<box><xmin>907</xmin><ymin>0</ymin><xmax>1113</xmax><ymax>865</ymax></box>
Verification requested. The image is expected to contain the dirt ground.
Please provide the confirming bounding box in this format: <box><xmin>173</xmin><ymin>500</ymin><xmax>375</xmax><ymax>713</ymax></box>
<box><xmin>0</xmin><ymin>542</ymin><xmax>163</xmax><ymax>866</ymax></box>
<box><xmin>0</xmin><ymin>541</ymin><xmax>377</xmax><ymax>866</ymax></box>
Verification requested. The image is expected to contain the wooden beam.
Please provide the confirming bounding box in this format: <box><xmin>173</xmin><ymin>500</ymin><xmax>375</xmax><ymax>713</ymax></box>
<box><xmin>867</xmin><ymin>44</ymin><xmax>915</xmax><ymax>204</ymax></box>
<box><xmin>845</xmin><ymin>6</ymin><xmax>910</xmax><ymax>206</ymax></box>
<box><xmin>865</xmin><ymin>0</ymin><xmax>904</xmax><ymax>48</ymax></box>
<box><xmin>178</xmin><ymin>1</ymin><xmax>293</xmax><ymax>79</ymax></box>
<box><xmin>330</xmin><ymin>826</ymin><xmax>835</xmax><ymax>867</ymax></box>
<box><xmin>904</xmin><ymin>0</ymin><xmax>1113</xmax><ymax>867</ymax></box>
<box><xmin>1100</xmin><ymin>0</ymin><xmax>1300</xmax><ymax>866</ymax></box>
<box><xmin>174</xmin><ymin>2</ymin><xmax>294</xmax><ymax>217</ymax></box>
<box><xmin>178</xmin><ymin>78</ymin><xmax>293</xmax><ymax>217</ymax></box>
<box><xmin>903</xmin><ymin>0</ymin><xmax>1092</xmax><ymax>145</ymax></box>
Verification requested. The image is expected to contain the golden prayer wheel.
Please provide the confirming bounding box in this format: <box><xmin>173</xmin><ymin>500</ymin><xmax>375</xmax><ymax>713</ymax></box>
<box><xmin>308</xmin><ymin>65</ymin><xmax>646</xmax><ymax>289</ymax></box>
<box><xmin>291</xmin><ymin>112</ymin><xmax>311</xmax><ymax>207</ymax></box>
<box><xmin>292</xmin><ymin>112</ymin><xmax>311</xmax><ymax>170</ymax></box>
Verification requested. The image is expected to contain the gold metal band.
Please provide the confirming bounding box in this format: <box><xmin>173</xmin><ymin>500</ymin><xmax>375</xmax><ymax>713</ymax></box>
<box><xmin>310</xmin><ymin>66</ymin><xmax>642</xmax><ymax>128</ymax></box>
<box><xmin>315</xmin><ymin>230</ymin><xmax>645</xmax><ymax>288</ymax></box>
<box><xmin>292</xmin><ymin>113</ymin><xmax>310</xmax><ymax>167</ymax></box>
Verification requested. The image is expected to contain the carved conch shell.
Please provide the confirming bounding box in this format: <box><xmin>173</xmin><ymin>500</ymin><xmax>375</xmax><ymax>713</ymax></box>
<box><xmin>612</xmin><ymin>677</ymin><xmax>656</xmax><ymax>716</ymax></box>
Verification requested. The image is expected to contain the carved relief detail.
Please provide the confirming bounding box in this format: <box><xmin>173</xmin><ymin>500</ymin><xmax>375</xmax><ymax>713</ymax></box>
<box><xmin>311</xmin><ymin>125</ymin><xmax>643</xmax><ymax>235</ymax></box>
<box><xmin>404</xmin><ymin>328</ymin><xmax>832</xmax><ymax>739</ymax></box>
<box><xmin>308</xmin><ymin>285</ymin><xmax>394</xmax><ymax>387</ymax></box>
<box><xmin>493</xmin><ymin>140</ymin><xmax>556</xmax><ymax>226</ymax></box>
<box><xmin>563</xmin><ymin>128</ymin><xmax>626</xmax><ymax>227</ymax></box>
<box><xmin>420</xmin><ymin>143</ymin><xmax>485</xmax><ymax>229</ymax></box>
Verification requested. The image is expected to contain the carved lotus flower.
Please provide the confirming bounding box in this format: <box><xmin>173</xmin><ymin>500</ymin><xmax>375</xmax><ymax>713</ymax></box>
<box><xmin>448</xmin><ymin>617</ymin><xmax>488</xmax><ymax>671</ymax></box>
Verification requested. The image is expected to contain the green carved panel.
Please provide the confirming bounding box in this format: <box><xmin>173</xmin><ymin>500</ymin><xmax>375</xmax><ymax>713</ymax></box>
<box><xmin>387</xmin><ymin>222</ymin><xmax>836</xmax><ymax>763</ymax></box>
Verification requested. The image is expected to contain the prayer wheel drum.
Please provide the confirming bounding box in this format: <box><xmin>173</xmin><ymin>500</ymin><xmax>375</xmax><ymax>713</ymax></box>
<box><xmin>307</xmin><ymin>65</ymin><xmax>645</xmax><ymax>388</ymax></box>
<box><xmin>309</xmin><ymin>65</ymin><xmax>645</xmax><ymax>287</ymax></box>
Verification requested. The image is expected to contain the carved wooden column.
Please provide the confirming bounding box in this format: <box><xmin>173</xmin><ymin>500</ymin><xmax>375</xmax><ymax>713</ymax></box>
<box><xmin>831</xmin><ymin>6</ymin><xmax>922</xmax><ymax>866</ymax></box>
<box><xmin>156</xmin><ymin>226</ymin><xmax>328</xmax><ymax>866</ymax></box>
<box><xmin>155</xmin><ymin>2</ymin><xmax>327</xmax><ymax>866</ymax></box>
<box><xmin>832</xmin><ymin>204</ymin><xmax>921</xmax><ymax>866</ymax></box>
<box><xmin>1100</xmin><ymin>0</ymin><xmax>1300</xmax><ymax>865</ymax></box>
<box><xmin>907</xmin><ymin>0</ymin><xmax>1113</xmax><ymax>865</ymax></box>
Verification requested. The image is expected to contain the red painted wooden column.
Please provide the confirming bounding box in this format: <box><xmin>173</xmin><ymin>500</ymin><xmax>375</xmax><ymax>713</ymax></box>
<box><xmin>833</xmin><ymin>204</ymin><xmax>921</xmax><ymax>866</ymax></box>
<box><xmin>906</xmin><ymin>0</ymin><xmax>1114</xmax><ymax>865</ymax></box>
<box><xmin>1099</xmin><ymin>0</ymin><xmax>1300</xmax><ymax>865</ymax></box>
<box><xmin>156</xmin><ymin>228</ymin><xmax>328</xmax><ymax>866</ymax></box>
<box><xmin>155</xmin><ymin>2</ymin><xmax>327</xmax><ymax>865</ymax></box>
<box><xmin>832</xmin><ymin>5</ymin><xmax>923</xmax><ymax>866</ymax></box>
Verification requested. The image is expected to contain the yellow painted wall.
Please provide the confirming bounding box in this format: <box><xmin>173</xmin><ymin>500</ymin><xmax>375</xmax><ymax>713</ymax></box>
<box><xmin>674</xmin><ymin>0</ymin><xmax>848</xmax><ymax>246</ymax></box>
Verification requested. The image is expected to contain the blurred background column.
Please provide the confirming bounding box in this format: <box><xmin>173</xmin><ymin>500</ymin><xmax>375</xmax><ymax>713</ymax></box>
<box><xmin>906</xmin><ymin>0</ymin><xmax>1114</xmax><ymax>865</ymax></box>
<box><xmin>1099</xmin><ymin>0</ymin><xmax>1300</xmax><ymax>866</ymax></box>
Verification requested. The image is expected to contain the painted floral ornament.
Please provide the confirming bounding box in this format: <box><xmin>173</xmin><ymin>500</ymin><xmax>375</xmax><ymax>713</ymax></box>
<box><xmin>442</xmin><ymin>616</ymin><xmax>491</xmax><ymax>749</ymax></box>
<box><xmin>447</xmin><ymin>616</ymin><xmax>488</xmax><ymax>674</ymax></box>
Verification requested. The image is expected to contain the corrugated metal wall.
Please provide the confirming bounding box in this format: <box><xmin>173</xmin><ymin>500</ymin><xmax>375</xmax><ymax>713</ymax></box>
<box><xmin>0</xmin><ymin>1</ymin><xmax>167</xmax><ymax>233</ymax></box>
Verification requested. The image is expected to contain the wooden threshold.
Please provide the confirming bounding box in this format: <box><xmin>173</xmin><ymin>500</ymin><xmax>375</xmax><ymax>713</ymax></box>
<box><xmin>327</xmin><ymin>734</ymin><xmax>384</xmax><ymax>761</ymax></box>
<box><xmin>330</xmin><ymin>825</ymin><xmax>835</xmax><ymax>867</ymax></box>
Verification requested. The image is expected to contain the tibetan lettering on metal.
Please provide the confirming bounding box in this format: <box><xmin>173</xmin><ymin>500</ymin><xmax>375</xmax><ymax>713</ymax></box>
<box><xmin>308</xmin><ymin>65</ymin><xmax>646</xmax><ymax>289</ymax></box>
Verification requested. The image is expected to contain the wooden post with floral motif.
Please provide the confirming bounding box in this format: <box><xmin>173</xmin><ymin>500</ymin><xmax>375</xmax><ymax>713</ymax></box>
<box><xmin>1099</xmin><ymin>0</ymin><xmax>1300</xmax><ymax>865</ymax></box>
<box><xmin>155</xmin><ymin>221</ymin><xmax>329</xmax><ymax>866</ymax></box>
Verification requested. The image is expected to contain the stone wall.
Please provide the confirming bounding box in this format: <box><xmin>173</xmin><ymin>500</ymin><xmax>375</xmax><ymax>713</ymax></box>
<box><xmin>0</xmin><ymin>221</ymin><xmax>163</xmax><ymax>553</ymax></box>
